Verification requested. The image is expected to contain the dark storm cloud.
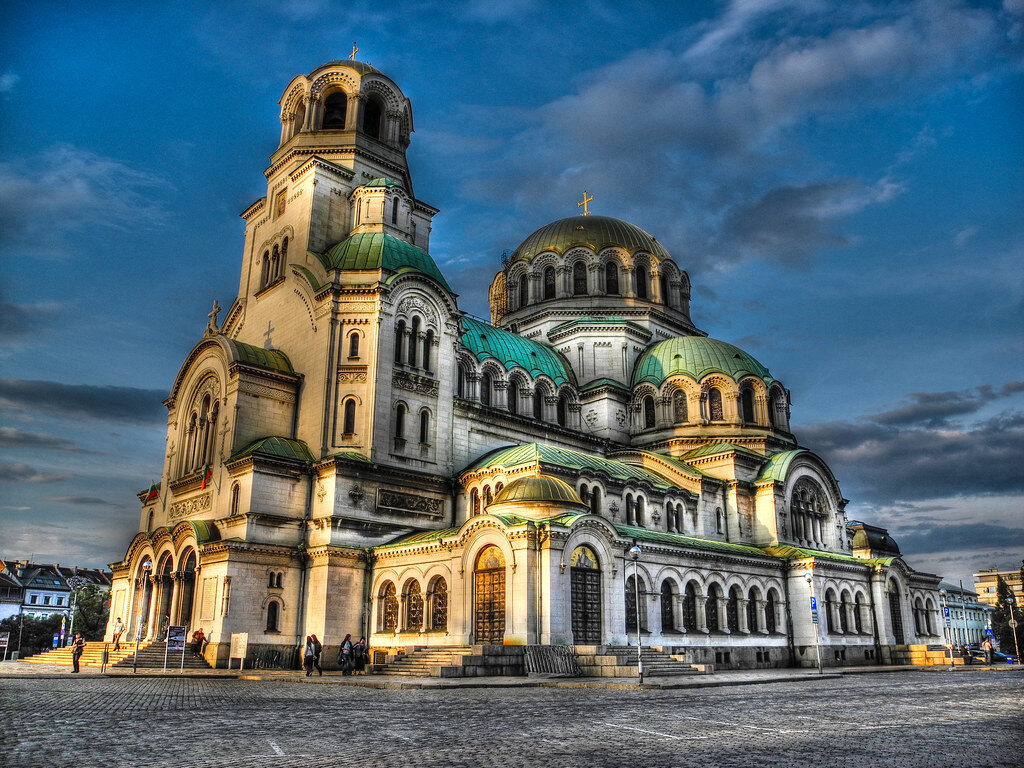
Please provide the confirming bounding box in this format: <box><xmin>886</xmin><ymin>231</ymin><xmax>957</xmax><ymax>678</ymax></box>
<box><xmin>0</xmin><ymin>296</ymin><xmax>64</xmax><ymax>342</ymax></box>
<box><xmin>0</xmin><ymin>427</ymin><xmax>79</xmax><ymax>451</ymax></box>
<box><xmin>871</xmin><ymin>382</ymin><xmax>1024</xmax><ymax>427</ymax></box>
<box><xmin>895</xmin><ymin>522</ymin><xmax>1024</xmax><ymax>555</ymax></box>
<box><xmin>0</xmin><ymin>379</ymin><xmax>166</xmax><ymax>425</ymax></box>
<box><xmin>0</xmin><ymin>461</ymin><xmax>74</xmax><ymax>483</ymax></box>
<box><xmin>800</xmin><ymin>407</ymin><xmax>1024</xmax><ymax>503</ymax></box>
<box><xmin>42</xmin><ymin>495</ymin><xmax>111</xmax><ymax>505</ymax></box>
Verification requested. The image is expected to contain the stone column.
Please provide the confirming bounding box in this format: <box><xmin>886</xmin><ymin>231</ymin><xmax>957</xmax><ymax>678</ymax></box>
<box><xmin>858</xmin><ymin>602</ymin><xmax>872</xmax><ymax>635</ymax></box>
<box><xmin>755</xmin><ymin>599</ymin><xmax>769</xmax><ymax>634</ymax></box>
<box><xmin>695</xmin><ymin>595</ymin><xmax>709</xmax><ymax>633</ymax></box>
<box><xmin>649</xmin><ymin>267</ymin><xmax>663</xmax><ymax>303</ymax></box>
<box><xmin>145</xmin><ymin>575</ymin><xmax>160</xmax><ymax>639</ymax></box>
<box><xmin>492</xmin><ymin>380</ymin><xmax>508</xmax><ymax>409</ymax></box>
<box><xmin>621</xmin><ymin>266</ymin><xmax>635</xmax><ymax>298</ymax></box>
<box><xmin>673</xmin><ymin>595</ymin><xmax>686</xmax><ymax>634</ymax></box>
<box><xmin>737</xmin><ymin>598</ymin><xmax>750</xmax><ymax>633</ymax></box>
<box><xmin>168</xmin><ymin>572</ymin><xmax>182</xmax><ymax>625</ymax></box>
<box><xmin>845</xmin><ymin>603</ymin><xmax>858</xmax><ymax>635</ymax></box>
<box><xmin>346</xmin><ymin>94</ymin><xmax>362</xmax><ymax>131</ymax></box>
<box><xmin>717</xmin><ymin>599</ymin><xmax>730</xmax><ymax>634</ymax></box>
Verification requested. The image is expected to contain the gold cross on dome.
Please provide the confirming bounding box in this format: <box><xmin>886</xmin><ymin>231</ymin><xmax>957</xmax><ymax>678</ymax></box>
<box><xmin>350</xmin><ymin>42</ymin><xmax>359</xmax><ymax>60</ymax></box>
<box><xmin>578</xmin><ymin>190</ymin><xmax>593</xmax><ymax>216</ymax></box>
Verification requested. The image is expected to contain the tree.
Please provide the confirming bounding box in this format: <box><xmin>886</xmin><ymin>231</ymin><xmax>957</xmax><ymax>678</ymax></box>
<box><xmin>0</xmin><ymin>614</ymin><xmax>63</xmax><ymax>658</ymax></box>
<box><xmin>71</xmin><ymin>584</ymin><xmax>109</xmax><ymax>641</ymax></box>
<box><xmin>989</xmin><ymin>574</ymin><xmax>1020</xmax><ymax>653</ymax></box>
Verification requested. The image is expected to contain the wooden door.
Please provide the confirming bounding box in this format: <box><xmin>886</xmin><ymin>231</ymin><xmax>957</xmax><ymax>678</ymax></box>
<box><xmin>474</xmin><ymin>568</ymin><xmax>505</xmax><ymax>644</ymax></box>
<box><xmin>571</xmin><ymin>567</ymin><xmax>602</xmax><ymax>644</ymax></box>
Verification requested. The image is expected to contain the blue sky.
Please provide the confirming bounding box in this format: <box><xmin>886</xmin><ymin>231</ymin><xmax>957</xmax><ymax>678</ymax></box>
<box><xmin>1</xmin><ymin>0</ymin><xmax>1022</xmax><ymax>586</ymax></box>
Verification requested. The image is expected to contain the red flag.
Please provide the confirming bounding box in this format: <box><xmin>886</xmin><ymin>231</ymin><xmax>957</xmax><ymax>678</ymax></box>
<box><xmin>144</xmin><ymin>483</ymin><xmax>160</xmax><ymax>503</ymax></box>
<box><xmin>201</xmin><ymin>466</ymin><xmax>212</xmax><ymax>490</ymax></box>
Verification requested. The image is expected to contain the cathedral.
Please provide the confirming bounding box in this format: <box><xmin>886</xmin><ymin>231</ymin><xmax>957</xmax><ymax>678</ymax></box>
<box><xmin>106</xmin><ymin>60</ymin><xmax>945</xmax><ymax>671</ymax></box>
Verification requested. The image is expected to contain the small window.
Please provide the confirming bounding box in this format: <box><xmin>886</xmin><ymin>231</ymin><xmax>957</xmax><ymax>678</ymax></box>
<box><xmin>395</xmin><ymin>404</ymin><xmax>406</xmax><ymax>438</ymax></box>
<box><xmin>322</xmin><ymin>91</ymin><xmax>347</xmax><ymax>129</ymax></box>
<box><xmin>635</xmin><ymin>266</ymin><xmax>649</xmax><ymax>299</ymax></box>
<box><xmin>409</xmin><ymin>317</ymin><xmax>420</xmax><ymax>367</ymax></box>
<box><xmin>573</xmin><ymin>261</ymin><xmax>587</xmax><ymax>295</ymax></box>
<box><xmin>363</xmin><ymin>98</ymin><xmax>382</xmax><ymax>139</ymax></box>
<box><xmin>643</xmin><ymin>396</ymin><xmax>655</xmax><ymax>429</ymax></box>
<box><xmin>716</xmin><ymin>508</ymin><xmax>724</xmax><ymax>534</ymax></box>
<box><xmin>508</xmin><ymin>379</ymin><xmax>519</xmax><ymax>415</ymax></box>
<box><xmin>533</xmin><ymin>389</ymin><xmax>544</xmax><ymax>420</ymax></box>
<box><xmin>343</xmin><ymin>399</ymin><xmax>357</xmax><ymax>435</ymax></box>
<box><xmin>481</xmin><ymin>372</ymin><xmax>492</xmax><ymax>406</ymax></box>
<box><xmin>276</xmin><ymin>573</ymin><xmax>283</xmax><ymax>589</ymax></box>
<box><xmin>395</xmin><ymin>320</ymin><xmax>406</xmax><ymax>364</ymax></box>
<box><xmin>391</xmin><ymin>198</ymin><xmax>399</xmax><ymax>224</ymax></box>
<box><xmin>605</xmin><ymin>262</ymin><xmax>619</xmax><ymax>295</ymax></box>
<box><xmin>266</xmin><ymin>600</ymin><xmax>280</xmax><ymax>632</ymax></box>
<box><xmin>229</xmin><ymin>483</ymin><xmax>240</xmax><ymax>516</ymax></box>
<box><xmin>518</xmin><ymin>278</ymin><xmax>529</xmax><ymax>308</ymax></box>
<box><xmin>268</xmin><ymin>573</ymin><xmax>276</xmax><ymax>588</ymax></box>
<box><xmin>557</xmin><ymin>394</ymin><xmax>568</xmax><ymax>427</ymax></box>
<box><xmin>348</xmin><ymin>332</ymin><xmax>360</xmax><ymax>358</ymax></box>
<box><xmin>44</xmin><ymin>596</ymin><xmax>51</xmax><ymax>605</ymax></box>
<box><xmin>419</xmin><ymin>411</ymin><xmax>430</xmax><ymax>444</ymax></box>
<box><xmin>423</xmin><ymin>330</ymin><xmax>433</xmax><ymax>371</ymax></box>
<box><xmin>741</xmin><ymin>387</ymin><xmax>755</xmax><ymax>423</ymax></box>
<box><xmin>543</xmin><ymin>266</ymin><xmax>556</xmax><ymax>299</ymax></box>
<box><xmin>660</xmin><ymin>272</ymin><xmax>670</xmax><ymax>305</ymax></box>
<box><xmin>708</xmin><ymin>388</ymin><xmax>724</xmax><ymax>421</ymax></box>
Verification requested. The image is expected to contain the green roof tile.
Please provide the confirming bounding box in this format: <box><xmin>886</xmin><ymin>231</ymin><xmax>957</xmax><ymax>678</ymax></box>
<box><xmin>513</xmin><ymin>216</ymin><xmax>671</xmax><ymax>262</ymax></box>
<box><xmin>323</xmin><ymin>232</ymin><xmax>452</xmax><ymax>292</ymax></box>
<box><xmin>615</xmin><ymin>525</ymin><xmax>774</xmax><ymax>558</ymax></box>
<box><xmin>757</xmin><ymin>449</ymin><xmax>808</xmax><ymax>483</ymax></box>
<box><xmin>231</xmin><ymin>341</ymin><xmax>295</xmax><ymax>375</ymax></box>
<box><xmin>463</xmin><ymin>442</ymin><xmax>673</xmax><ymax>490</ymax></box>
<box><xmin>376</xmin><ymin>527</ymin><xmax>460</xmax><ymax>550</ymax></box>
<box><xmin>684</xmin><ymin>442</ymin><xmax>766</xmax><ymax>460</ymax></box>
<box><xmin>494</xmin><ymin>475</ymin><xmax>584</xmax><ymax>505</ymax></box>
<box><xmin>229</xmin><ymin>436</ymin><xmax>314</xmax><ymax>464</ymax></box>
<box><xmin>360</xmin><ymin>177</ymin><xmax>403</xmax><ymax>189</ymax></box>
<box><xmin>460</xmin><ymin>317</ymin><xmax>575</xmax><ymax>387</ymax></box>
<box><xmin>580</xmin><ymin>377</ymin><xmax>631</xmax><ymax>393</ymax></box>
<box><xmin>632</xmin><ymin>336</ymin><xmax>775</xmax><ymax>388</ymax></box>
<box><xmin>761</xmin><ymin>544</ymin><xmax>885</xmax><ymax>566</ymax></box>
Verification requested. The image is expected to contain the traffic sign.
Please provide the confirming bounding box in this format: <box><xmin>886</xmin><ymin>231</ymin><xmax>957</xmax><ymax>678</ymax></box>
<box><xmin>811</xmin><ymin>609</ymin><xmax>819</xmax><ymax>624</ymax></box>
<box><xmin>985</xmin><ymin>628</ymin><xmax>995</xmax><ymax>637</ymax></box>
<box><xmin>810</xmin><ymin>596</ymin><xmax>817</xmax><ymax>610</ymax></box>
<box><xmin>943</xmin><ymin>606</ymin><xmax>951</xmax><ymax>619</ymax></box>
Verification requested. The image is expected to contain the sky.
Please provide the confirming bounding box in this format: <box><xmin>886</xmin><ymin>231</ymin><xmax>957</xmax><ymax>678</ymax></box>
<box><xmin>0</xmin><ymin>0</ymin><xmax>1022</xmax><ymax>587</ymax></box>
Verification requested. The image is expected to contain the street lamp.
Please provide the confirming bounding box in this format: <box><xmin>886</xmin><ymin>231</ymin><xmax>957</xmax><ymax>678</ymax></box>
<box><xmin>1007</xmin><ymin>595</ymin><xmax>1021</xmax><ymax>665</ymax></box>
<box><xmin>804</xmin><ymin>571</ymin><xmax>823</xmax><ymax>675</ymax></box>
<box><xmin>939</xmin><ymin>588</ymin><xmax>953</xmax><ymax>668</ymax></box>
<box><xmin>66</xmin><ymin>576</ymin><xmax>89</xmax><ymax>646</ymax></box>
<box><xmin>133</xmin><ymin>561</ymin><xmax>152</xmax><ymax>674</ymax></box>
<box><xmin>628</xmin><ymin>544</ymin><xmax>643</xmax><ymax>685</ymax></box>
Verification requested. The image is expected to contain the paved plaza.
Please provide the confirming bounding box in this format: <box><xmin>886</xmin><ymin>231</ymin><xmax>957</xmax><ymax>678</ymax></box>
<box><xmin>1</xmin><ymin>671</ymin><xmax>1021</xmax><ymax>767</ymax></box>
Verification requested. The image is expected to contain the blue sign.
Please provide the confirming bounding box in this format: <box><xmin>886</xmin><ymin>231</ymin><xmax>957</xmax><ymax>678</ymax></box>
<box><xmin>943</xmin><ymin>606</ymin><xmax>951</xmax><ymax>618</ymax></box>
<box><xmin>810</xmin><ymin>596</ymin><xmax>817</xmax><ymax>610</ymax></box>
<box><xmin>985</xmin><ymin>628</ymin><xmax>994</xmax><ymax>638</ymax></box>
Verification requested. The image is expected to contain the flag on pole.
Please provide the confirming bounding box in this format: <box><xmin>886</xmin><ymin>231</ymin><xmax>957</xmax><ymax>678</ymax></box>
<box><xmin>201</xmin><ymin>466</ymin><xmax>212</xmax><ymax>490</ymax></box>
<box><xmin>144</xmin><ymin>483</ymin><xmax>160</xmax><ymax>503</ymax></box>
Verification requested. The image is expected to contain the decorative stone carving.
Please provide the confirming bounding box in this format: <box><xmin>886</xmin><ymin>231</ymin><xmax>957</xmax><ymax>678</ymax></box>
<box><xmin>169</xmin><ymin>493</ymin><xmax>212</xmax><ymax>520</ymax></box>
<box><xmin>393</xmin><ymin>370</ymin><xmax>439</xmax><ymax>396</ymax></box>
<box><xmin>349</xmin><ymin>485</ymin><xmax>365</xmax><ymax>507</ymax></box>
<box><xmin>338</xmin><ymin>369</ymin><xmax>368</xmax><ymax>384</ymax></box>
<box><xmin>376</xmin><ymin>489</ymin><xmax>444</xmax><ymax>519</ymax></box>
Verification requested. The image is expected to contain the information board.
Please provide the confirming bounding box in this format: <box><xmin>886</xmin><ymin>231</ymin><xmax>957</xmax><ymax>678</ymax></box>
<box><xmin>166</xmin><ymin>625</ymin><xmax>187</xmax><ymax>652</ymax></box>
<box><xmin>229</xmin><ymin>632</ymin><xmax>248</xmax><ymax>660</ymax></box>
<box><xmin>0</xmin><ymin>631</ymin><xmax>9</xmax><ymax>650</ymax></box>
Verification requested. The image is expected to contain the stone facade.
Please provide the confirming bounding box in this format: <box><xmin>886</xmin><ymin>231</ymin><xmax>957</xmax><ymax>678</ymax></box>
<box><xmin>106</xmin><ymin>60</ymin><xmax>943</xmax><ymax>670</ymax></box>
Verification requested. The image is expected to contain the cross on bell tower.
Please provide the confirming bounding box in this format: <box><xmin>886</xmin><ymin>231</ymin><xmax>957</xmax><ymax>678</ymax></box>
<box><xmin>349</xmin><ymin>42</ymin><xmax>359</xmax><ymax>60</ymax></box>
<box><xmin>578</xmin><ymin>190</ymin><xmax>593</xmax><ymax>216</ymax></box>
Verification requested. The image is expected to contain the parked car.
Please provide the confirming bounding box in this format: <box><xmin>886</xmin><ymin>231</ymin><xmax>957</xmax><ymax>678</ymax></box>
<box><xmin>970</xmin><ymin>649</ymin><xmax>1018</xmax><ymax>664</ymax></box>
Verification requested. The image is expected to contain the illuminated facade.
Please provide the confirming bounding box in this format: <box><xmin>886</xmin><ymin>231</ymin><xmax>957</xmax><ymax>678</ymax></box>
<box><xmin>106</xmin><ymin>60</ymin><xmax>943</xmax><ymax>670</ymax></box>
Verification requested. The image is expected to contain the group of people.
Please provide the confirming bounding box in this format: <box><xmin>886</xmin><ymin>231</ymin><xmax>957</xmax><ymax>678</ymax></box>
<box><xmin>190</xmin><ymin>628</ymin><xmax>208</xmax><ymax>658</ymax></box>
<box><xmin>302</xmin><ymin>633</ymin><xmax>369</xmax><ymax>676</ymax></box>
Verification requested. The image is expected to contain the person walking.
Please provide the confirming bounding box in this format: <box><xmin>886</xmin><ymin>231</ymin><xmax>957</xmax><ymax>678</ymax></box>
<box><xmin>339</xmin><ymin>633</ymin><xmax>354</xmax><ymax>675</ymax></box>
<box><xmin>112</xmin><ymin>618</ymin><xmax>125</xmax><ymax>652</ymax></box>
<box><xmin>353</xmin><ymin>636</ymin><xmax>368</xmax><ymax>675</ymax></box>
<box><xmin>303</xmin><ymin>635</ymin><xmax>316</xmax><ymax>676</ymax></box>
<box><xmin>70</xmin><ymin>633</ymin><xmax>86</xmax><ymax>673</ymax></box>
<box><xmin>310</xmin><ymin>634</ymin><xmax>323</xmax><ymax>676</ymax></box>
<box><xmin>982</xmin><ymin>636</ymin><xmax>994</xmax><ymax>665</ymax></box>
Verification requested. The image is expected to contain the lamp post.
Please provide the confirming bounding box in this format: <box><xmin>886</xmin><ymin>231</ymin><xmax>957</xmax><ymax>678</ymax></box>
<box><xmin>66</xmin><ymin>576</ymin><xmax>89</xmax><ymax>646</ymax></box>
<box><xmin>804</xmin><ymin>571</ymin><xmax>823</xmax><ymax>675</ymax></box>
<box><xmin>133</xmin><ymin>561</ymin><xmax>152</xmax><ymax>674</ymax></box>
<box><xmin>628</xmin><ymin>544</ymin><xmax>643</xmax><ymax>685</ymax></box>
<box><xmin>1007</xmin><ymin>595</ymin><xmax>1021</xmax><ymax>664</ymax></box>
<box><xmin>939</xmin><ymin>588</ymin><xmax>953</xmax><ymax>667</ymax></box>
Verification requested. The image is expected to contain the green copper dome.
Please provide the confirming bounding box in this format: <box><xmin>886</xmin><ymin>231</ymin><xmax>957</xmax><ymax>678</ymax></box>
<box><xmin>461</xmin><ymin>317</ymin><xmax>575</xmax><ymax>387</ymax></box>
<box><xmin>493</xmin><ymin>475</ymin><xmax>584</xmax><ymax>506</ymax></box>
<box><xmin>512</xmin><ymin>215</ymin><xmax>671</xmax><ymax>262</ymax></box>
<box><xmin>322</xmin><ymin>233</ymin><xmax>451</xmax><ymax>291</ymax></box>
<box><xmin>632</xmin><ymin>336</ymin><xmax>775</xmax><ymax>387</ymax></box>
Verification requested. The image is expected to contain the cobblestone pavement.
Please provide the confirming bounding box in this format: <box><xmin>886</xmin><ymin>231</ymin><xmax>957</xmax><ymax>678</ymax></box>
<box><xmin>1</xmin><ymin>671</ymin><xmax>1020</xmax><ymax>768</ymax></box>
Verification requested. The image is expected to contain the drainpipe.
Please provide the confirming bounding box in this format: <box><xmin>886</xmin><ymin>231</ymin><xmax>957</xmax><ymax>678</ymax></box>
<box><xmin>781</xmin><ymin>561</ymin><xmax>797</xmax><ymax>668</ymax></box>
<box><xmin>361</xmin><ymin>549</ymin><xmax>376</xmax><ymax>642</ymax></box>
<box><xmin>295</xmin><ymin>467</ymin><xmax>314</xmax><ymax>666</ymax></box>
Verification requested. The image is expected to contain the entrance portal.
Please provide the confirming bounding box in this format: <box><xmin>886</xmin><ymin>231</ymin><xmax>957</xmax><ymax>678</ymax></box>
<box><xmin>570</xmin><ymin>546</ymin><xmax>601</xmax><ymax>644</ymax></box>
<box><xmin>474</xmin><ymin>546</ymin><xmax>506</xmax><ymax>644</ymax></box>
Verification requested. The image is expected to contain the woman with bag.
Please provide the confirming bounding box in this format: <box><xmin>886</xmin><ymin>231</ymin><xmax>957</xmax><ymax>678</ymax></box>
<box><xmin>339</xmin><ymin>633</ymin><xmax>354</xmax><ymax>675</ymax></box>
<box><xmin>353</xmin><ymin>636</ymin><xmax>368</xmax><ymax>675</ymax></box>
<box><xmin>303</xmin><ymin>635</ymin><xmax>316</xmax><ymax>676</ymax></box>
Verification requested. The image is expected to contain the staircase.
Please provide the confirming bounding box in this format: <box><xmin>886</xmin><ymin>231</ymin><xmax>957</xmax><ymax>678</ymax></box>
<box><xmin>21</xmin><ymin>641</ymin><xmax>212</xmax><ymax>670</ymax></box>
<box><xmin>375</xmin><ymin>646</ymin><xmax>475</xmax><ymax>677</ymax></box>
<box><xmin>577</xmin><ymin>645</ymin><xmax>701</xmax><ymax>677</ymax></box>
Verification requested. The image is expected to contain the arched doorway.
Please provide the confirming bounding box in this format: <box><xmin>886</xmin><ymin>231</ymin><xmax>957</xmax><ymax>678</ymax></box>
<box><xmin>131</xmin><ymin>558</ymin><xmax>154</xmax><ymax>640</ymax></box>
<box><xmin>570</xmin><ymin>546</ymin><xmax>601</xmax><ymax>644</ymax></box>
<box><xmin>888</xmin><ymin>581</ymin><xmax>905</xmax><ymax>644</ymax></box>
<box><xmin>156</xmin><ymin>554</ymin><xmax>174</xmax><ymax>638</ymax></box>
<box><xmin>474</xmin><ymin>546</ymin><xmax>506</xmax><ymax>644</ymax></box>
<box><xmin>178</xmin><ymin>550</ymin><xmax>197</xmax><ymax>631</ymax></box>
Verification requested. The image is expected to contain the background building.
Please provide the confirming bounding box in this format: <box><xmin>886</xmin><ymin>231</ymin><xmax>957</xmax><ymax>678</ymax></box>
<box><xmin>938</xmin><ymin>581</ymin><xmax>994</xmax><ymax>646</ymax></box>
<box><xmin>0</xmin><ymin>561</ymin><xmax>112</xmax><ymax>621</ymax></box>
<box><xmin>973</xmin><ymin>568</ymin><xmax>1023</xmax><ymax>607</ymax></box>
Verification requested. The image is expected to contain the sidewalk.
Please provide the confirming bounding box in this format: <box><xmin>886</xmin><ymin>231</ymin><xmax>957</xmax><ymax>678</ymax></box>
<box><xmin>1</xmin><ymin>659</ymin><xmax>1019</xmax><ymax>690</ymax></box>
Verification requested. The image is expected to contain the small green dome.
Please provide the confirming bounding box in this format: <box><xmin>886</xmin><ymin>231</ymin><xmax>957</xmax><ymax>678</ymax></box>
<box><xmin>512</xmin><ymin>215</ymin><xmax>671</xmax><ymax>262</ymax></box>
<box><xmin>461</xmin><ymin>316</ymin><xmax>575</xmax><ymax>387</ymax></box>
<box><xmin>632</xmin><ymin>336</ymin><xmax>775</xmax><ymax>387</ymax></box>
<box><xmin>493</xmin><ymin>475</ymin><xmax>584</xmax><ymax>506</ymax></box>
<box><xmin>323</xmin><ymin>233</ymin><xmax>451</xmax><ymax>291</ymax></box>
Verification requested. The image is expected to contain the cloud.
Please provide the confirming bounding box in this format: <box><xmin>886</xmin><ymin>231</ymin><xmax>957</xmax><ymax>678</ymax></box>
<box><xmin>0</xmin><ymin>461</ymin><xmax>74</xmax><ymax>484</ymax></box>
<box><xmin>42</xmin><ymin>495</ymin><xmax>111</xmax><ymax>505</ymax></box>
<box><xmin>0</xmin><ymin>427</ymin><xmax>79</xmax><ymax>452</ymax></box>
<box><xmin>0</xmin><ymin>72</ymin><xmax>18</xmax><ymax>94</ymax></box>
<box><xmin>0</xmin><ymin>296</ymin><xmax>66</xmax><ymax>343</ymax></box>
<box><xmin>869</xmin><ymin>381</ymin><xmax>1024</xmax><ymax>427</ymax></box>
<box><xmin>0</xmin><ymin>378</ymin><xmax>167</xmax><ymax>425</ymax></box>
<box><xmin>0</xmin><ymin>145</ymin><xmax>170</xmax><ymax>259</ymax></box>
<box><xmin>895</xmin><ymin>522</ymin><xmax>1024</xmax><ymax>554</ymax></box>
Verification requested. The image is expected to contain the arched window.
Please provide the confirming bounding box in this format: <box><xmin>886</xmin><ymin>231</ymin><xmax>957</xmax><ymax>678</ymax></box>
<box><xmin>747</xmin><ymin>588</ymin><xmax>759</xmax><ymax>633</ymax></box>
<box><xmin>275</xmin><ymin>573</ymin><xmax>283</xmax><ymax>589</ymax></box>
<box><xmin>708</xmin><ymin>388</ymin><xmax>724</xmax><ymax>421</ymax></box>
<box><xmin>268</xmin><ymin>573</ymin><xmax>276</xmax><ymax>588</ymax></box>
<box><xmin>765</xmin><ymin>590</ymin><xmax>778</xmax><ymax>633</ymax></box>
<box><xmin>557</xmin><ymin>393</ymin><xmax>568</xmax><ymax>427</ymax></box>
<box><xmin>533</xmin><ymin>389</ymin><xmax>543</xmax><ymax>420</ymax></box>
<box><xmin>483</xmin><ymin>485</ymin><xmax>493</xmax><ymax>506</ymax></box>
<box><xmin>379</xmin><ymin>582</ymin><xmax>398</xmax><ymax>632</ymax></box>
<box><xmin>348</xmin><ymin>331</ymin><xmax>360</xmax><ymax>358</ymax></box>
<box><xmin>147</xmin><ymin>510</ymin><xmax>154</xmax><ymax>532</ymax></box>
<box><xmin>706</xmin><ymin>585</ymin><xmax>721</xmax><ymax>631</ymax></box>
<box><xmin>854</xmin><ymin>593</ymin><xmax>864</xmax><ymax>634</ymax></box>
<box><xmin>428</xmin><ymin>576</ymin><xmax>447</xmax><ymax>631</ymax></box>
<box><xmin>888</xmin><ymin>584</ymin><xmax>905</xmax><ymax>644</ymax></box>
<box><xmin>643</xmin><ymin>395</ymin><xmax>655</xmax><ymax>429</ymax></box>
<box><xmin>659</xmin><ymin>272</ymin><xmax>670</xmax><ymax>305</ymax></box>
<box><xmin>508</xmin><ymin>379</ymin><xmax>519</xmax><ymax>415</ymax></box>
<box><xmin>480</xmin><ymin>372</ymin><xmax>492</xmax><ymax>406</ymax></box>
<box><xmin>363</xmin><ymin>98</ymin><xmax>382</xmax><ymax>139</ymax></box>
<box><xmin>419</xmin><ymin>410</ymin><xmax>430</xmax><ymax>444</ymax></box>
<box><xmin>408</xmin><ymin>317</ymin><xmax>420</xmax><ymax>367</ymax></box>
<box><xmin>666</xmin><ymin>501</ymin><xmax>675</xmax><ymax>532</ymax></box>
<box><xmin>741</xmin><ymin>386</ymin><xmax>755</xmax><ymax>424</ymax></box>
<box><xmin>673</xmin><ymin>390</ymin><xmax>687</xmax><ymax>423</ymax></box>
<box><xmin>198</xmin><ymin>395</ymin><xmax>212</xmax><ymax>466</ymax></box>
<box><xmin>727</xmin><ymin>586</ymin><xmax>741</xmax><ymax>632</ymax></box>
<box><xmin>573</xmin><ymin>261</ymin><xmax>587</xmax><ymax>295</ymax></box>
<box><xmin>394</xmin><ymin>320</ymin><xmax>406</xmax><ymax>364</ymax></box>
<box><xmin>266</xmin><ymin>600</ymin><xmax>280</xmax><ymax>632</ymax></box>
<box><xmin>422</xmin><ymin>330</ymin><xmax>433</xmax><ymax>371</ymax></box>
<box><xmin>715</xmin><ymin>508</ymin><xmax>724</xmax><ymax>534</ymax></box>
<box><xmin>625</xmin><ymin>493</ymin><xmax>634</xmax><ymax>525</ymax></box>
<box><xmin>229</xmin><ymin>483</ymin><xmax>240</xmax><ymax>516</ymax></box>
<box><xmin>322</xmin><ymin>91</ymin><xmax>347</xmax><ymax>129</ymax></box>
<box><xmin>605</xmin><ymin>262</ymin><xmax>619</xmax><ymax>295</ymax></box>
<box><xmin>342</xmin><ymin>399</ymin><xmax>356</xmax><ymax>435</ymax></box>
<box><xmin>518</xmin><ymin>277</ymin><xmax>529</xmax><ymax>308</ymax></box>
<box><xmin>260</xmin><ymin>250</ymin><xmax>270</xmax><ymax>289</ymax></box>
<box><xmin>391</xmin><ymin>198</ymin><xmax>399</xmax><ymax>224</ymax></box>
<box><xmin>661</xmin><ymin>581</ymin><xmax>676</xmax><ymax>632</ymax></box>
<box><xmin>683</xmin><ymin>583</ymin><xmax>698</xmax><ymax>631</ymax></box>
<box><xmin>625</xmin><ymin>575</ymin><xmax>647</xmax><ymax>632</ymax></box>
<box><xmin>635</xmin><ymin>496</ymin><xmax>645</xmax><ymax>527</ymax></box>
<box><xmin>403</xmin><ymin>580</ymin><xmax>423</xmax><ymax>631</ymax></box>
<box><xmin>281</xmin><ymin>236</ymin><xmax>288</xmax><ymax>262</ymax></box>
<box><xmin>271</xmin><ymin>244</ymin><xmax>280</xmax><ymax>280</ymax></box>
<box><xmin>543</xmin><ymin>266</ymin><xmax>556</xmax><ymax>299</ymax></box>
<box><xmin>840</xmin><ymin>591</ymin><xmax>851</xmax><ymax>634</ymax></box>
<box><xmin>457</xmin><ymin>365</ymin><xmax>467</xmax><ymax>398</ymax></box>
<box><xmin>470</xmin><ymin>488</ymin><xmax>480</xmax><ymax>516</ymax></box>
<box><xmin>588</xmin><ymin>485</ymin><xmax>600</xmax><ymax>515</ymax></box>
<box><xmin>395</xmin><ymin>403</ymin><xmax>406</xmax><ymax>439</ymax></box>
<box><xmin>635</xmin><ymin>265</ymin><xmax>649</xmax><ymax>299</ymax></box>
<box><xmin>355</xmin><ymin>197</ymin><xmax>362</xmax><ymax>224</ymax></box>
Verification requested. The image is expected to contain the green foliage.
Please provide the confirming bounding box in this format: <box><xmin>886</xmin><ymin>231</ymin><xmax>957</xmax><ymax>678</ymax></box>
<box><xmin>71</xmin><ymin>584</ymin><xmax>109</xmax><ymax>641</ymax></box>
<box><xmin>0</xmin><ymin>614</ymin><xmax>63</xmax><ymax>657</ymax></box>
<box><xmin>989</xmin><ymin>572</ymin><xmax>1021</xmax><ymax>654</ymax></box>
